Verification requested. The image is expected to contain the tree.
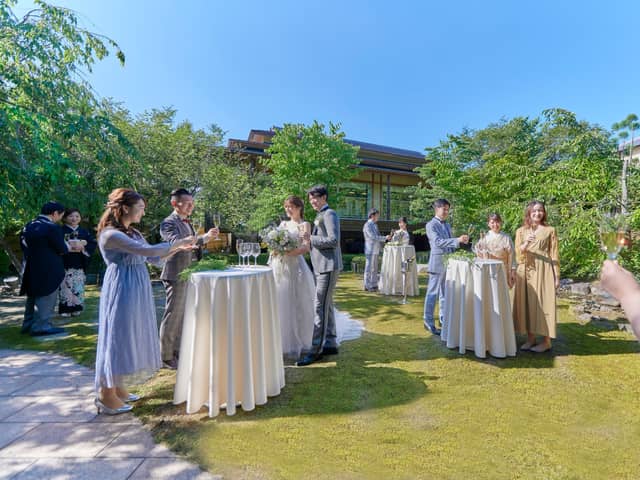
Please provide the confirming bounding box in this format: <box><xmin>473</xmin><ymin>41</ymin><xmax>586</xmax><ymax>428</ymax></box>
<box><xmin>112</xmin><ymin>106</ymin><xmax>256</xmax><ymax>236</ymax></box>
<box><xmin>612</xmin><ymin>113</ymin><xmax>640</xmax><ymax>214</ymax></box>
<box><xmin>249</xmin><ymin>121</ymin><xmax>360</xmax><ymax>229</ymax></box>
<box><xmin>411</xmin><ymin>108</ymin><xmax>619</xmax><ymax>279</ymax></box>
<box><xmin>0</xmin><ymin>0</ymin><xmax>126</xmax><ymax>273</ymax></box>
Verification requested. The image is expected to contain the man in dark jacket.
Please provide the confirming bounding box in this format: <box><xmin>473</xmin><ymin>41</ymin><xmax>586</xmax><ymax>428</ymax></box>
<box><xmin>20</xmin><ymin>201</ymin><xmax>69</xmax><ymax>336</ymax></box>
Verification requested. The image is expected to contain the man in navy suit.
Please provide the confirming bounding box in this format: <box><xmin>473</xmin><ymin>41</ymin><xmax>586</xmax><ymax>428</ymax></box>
<box><xmin>423</xmin><ymin>199</ymin><xmax>469</xmax><ymax>335</ymax></box>
<box><xmin>20</xmin><ymin>201</ymin><xmax>69</xmax><ymax>336</ymax></box>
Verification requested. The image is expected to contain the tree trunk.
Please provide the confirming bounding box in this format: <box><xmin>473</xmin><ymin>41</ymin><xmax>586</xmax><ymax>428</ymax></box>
<box><xmin>621</xmin><ymin>135</ymin><xmax>633</xmax><ymax>214</ymax></box>
<box><xmin>0</xmin><ymin>236</ymin><xmax>23</xmax><ymax>280</ymax></box>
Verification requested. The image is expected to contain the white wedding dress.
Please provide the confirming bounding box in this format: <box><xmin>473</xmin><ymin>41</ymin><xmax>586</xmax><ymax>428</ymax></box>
<box><xmin>270</xmin><ymin>221</ymin><xmax>364</xmax><ymax>358</ymax></box>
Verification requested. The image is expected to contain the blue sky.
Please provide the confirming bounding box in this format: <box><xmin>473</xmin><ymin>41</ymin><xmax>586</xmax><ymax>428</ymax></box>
<box><xmin>14</xmin><ymin>0</ymin><xmax>640</xmax><ymax>152</ymax></box>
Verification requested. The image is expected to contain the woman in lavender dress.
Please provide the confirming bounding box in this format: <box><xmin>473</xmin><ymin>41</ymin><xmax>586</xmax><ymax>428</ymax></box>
<box><xmin>94</xmin><ymin>188</ymin><xmax>193</xmax><ymax>414</ymax></box>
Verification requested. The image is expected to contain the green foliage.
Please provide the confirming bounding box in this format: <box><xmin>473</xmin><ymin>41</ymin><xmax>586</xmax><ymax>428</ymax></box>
<box><xmin>109</xmin><ymin>107</ymin><xmax>256</xmax><ymax>235</ymax></box>
<box><xmin>350</xmin><ymin>255</ymin><xmax>366</xmax><ymax>266</ymax></box>
<box><xmin>412</xmin><ymin>108</ymin><xmax>621</xmax><ymax>279</ymax></box>
<box><xmin>178</xmin><ymin>255</ymin><xmax>229</xmax><ymax>280</ymax></box>
<box><xmin>249</xmin><ymin>121</ymin><xmax>360</xmax><ymax>229</ymax></box>
<box><xmin>0</xmin><ymin>0</ymin><xmax>129</xmax><ymax>268</ymax></box>
<box><xmin>443</xmin><ymin>250</ymin><xmax>475</xmax><ymax>266</ymax></box>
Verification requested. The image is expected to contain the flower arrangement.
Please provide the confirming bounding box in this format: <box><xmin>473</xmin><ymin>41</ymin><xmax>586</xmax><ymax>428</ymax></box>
<box><xmin>260</xmin><ymin>225</ymin><xmax>300</xmax><ymax>255</ymax></box>
<box><xmin>442</xmin><ymin>250</ymin><xmax>476</xmax><ymax>266</ymax></box>
<box><xmin>179</xmin><ymin>256</ymin><xmax>228</xmax><ymax>280</ymax></box>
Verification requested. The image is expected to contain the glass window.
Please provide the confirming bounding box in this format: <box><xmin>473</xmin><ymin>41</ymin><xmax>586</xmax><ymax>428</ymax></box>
<box><xmin>336</xmin><ymin>182</ymin><xmax>370</xmax><ymax>219</ymax></box>
<box><xmin>383</xmin><ymin>185</ymin><xmax>412</xmax><ymax>220</ymax></box>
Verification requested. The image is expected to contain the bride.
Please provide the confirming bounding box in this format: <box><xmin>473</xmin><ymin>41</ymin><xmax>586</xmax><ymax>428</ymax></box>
<box><xmin>270</xmin><ymin>195</ymin><xmax>364</xmax><ymax>359</ymax></box>
<box><xmin>270</xmin><ymin>195</ymin><xmax>316</xmax><ymax>358</ymax></box>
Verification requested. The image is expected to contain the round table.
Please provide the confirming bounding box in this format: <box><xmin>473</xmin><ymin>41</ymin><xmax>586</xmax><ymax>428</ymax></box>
<box><xmin>378</xmin><ymin>245</ymin><xmax>419</xmax><ymax>296</ymax></box>
<box><xmin>441</xmin><ymin>259</ymin><xmax>516</xmax><ymax>358</ymax></box>
<box><xmin>173</xmin><ymin>266</ymin><xmax>285</xmax><ymax>417</ymax></box>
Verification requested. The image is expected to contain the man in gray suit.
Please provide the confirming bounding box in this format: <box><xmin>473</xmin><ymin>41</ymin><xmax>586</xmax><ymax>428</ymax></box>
<box><xmin>297</xmin><ymin>185</ymin><xmax>343</xmax><ymax>367</ymax></box>
<box><xmin>423</xmin><ymin>199</ymin><xmax>469</xmax><ymax>336</ymax></box>
<box><xmin>159</xmin><ymin>188</ymin><xmax>218</xmax><ymax>369</ymax></box>
<box><xmin>362</xmin><ymin>208</ymin><xmax>390</xmax><ymax>291</ymax></box>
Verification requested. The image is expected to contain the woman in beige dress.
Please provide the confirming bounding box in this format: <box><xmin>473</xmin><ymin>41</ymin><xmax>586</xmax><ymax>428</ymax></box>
<box><xmin>482</xmin><ymin>213</ymin><xmax>516</xmax><ymax>288</ymax></box>
<box><xmin>513</xmin><ymin>201</ymin><xmax>560</xmax><ymax>353</ymax></box>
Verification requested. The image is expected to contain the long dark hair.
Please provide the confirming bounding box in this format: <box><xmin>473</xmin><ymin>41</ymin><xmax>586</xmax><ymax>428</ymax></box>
<box><xmin>96</xmin><ymin>188</ymin><xmax>146</xmax><ymax>237</ymax></box>
<box><xmin>523</xmin><ymin>200</ymin><xmax>547</xmax><ymax>228</ymax></box>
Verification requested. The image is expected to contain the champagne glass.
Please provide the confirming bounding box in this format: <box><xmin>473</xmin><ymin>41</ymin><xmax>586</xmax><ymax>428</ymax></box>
<box><xmin>240</xmin><ymin>242</ymin><xmax>250</xmax><ymax>266</ymax></box>
<box><xmin>212</xmin><ymin>213</ymin><xmax>221</xmax><ymax>240</ymax></box>
<box><xmin>236</xmin><ymin>239</ymin><xmax>244</xmax><ymax>266</ymax></box>
<box><xmin>191</xmin><ymin>218</ymin><xmax>203</xmax><ymax>235</ymax></box>
<box><xmin>467</xmin><ymin>224</ymin><xmax>476</xmax><ymax>237</ymax></box>
<box><xmin>473</xmin><ymin>232</ymin><xmax>487</xmax><ymax>259</ymax></box>
<box><xmin>599</xmin><ymin>213</ymin><xmax>627</xmax><ymax>261</ymax></box>
<box><xmin>251</xmin><ymin>242</ymin><xmax>261</xmax><ymax>266</ymax></box>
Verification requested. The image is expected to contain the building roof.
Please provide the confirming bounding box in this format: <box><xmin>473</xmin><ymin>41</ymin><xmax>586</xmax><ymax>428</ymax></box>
<box><xmin>344</xmin><ymin>138</ymin><xmax>424</xmax><ymax>161</ymax></box>
<box><xmin>227</xmin><ymin>128</ymin><xmax>427</xmax><ymax>174</ymax></box>
<box><xmin>618</xmin><ymin>137</ymin><xmax>640</xmax><ymax>152</ymax></box>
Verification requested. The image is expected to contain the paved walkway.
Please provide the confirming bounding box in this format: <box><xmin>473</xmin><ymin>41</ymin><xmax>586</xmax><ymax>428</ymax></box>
<box><xmin>0</xmin><ymin>287</ymin><xmax>221</xmax><ymax>479</ymax></box>
<box><xmin>0</xmin><ymin>349</ymin><xmax>220</xmax><ymax>479</ymax></box>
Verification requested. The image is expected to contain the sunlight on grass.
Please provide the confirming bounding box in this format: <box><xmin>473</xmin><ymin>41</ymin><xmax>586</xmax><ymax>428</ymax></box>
<box><xmin>2</xmin><ymin>275</ymin><xmax>640</xmax><ymax>479</ymax></box>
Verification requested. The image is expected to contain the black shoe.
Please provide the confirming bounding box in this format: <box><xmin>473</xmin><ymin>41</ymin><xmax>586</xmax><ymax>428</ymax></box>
<box><xmin>423</xmin><ymin>324</ymin><xmax>441</xmax><ymax>336</ymax></box>
<box><xmin>162</xmin><ymin>358</ymin><xmax>178</xmax><ymax>370</ymax></box>
<box><xmin>321</xmin><ymin>346</ymin><xmax>339</xmax><ymax>356</ymax></box>
<box><xmin>30</xmin><ymin>327</ymin><xmax>66</xmax><ymax>337</ymax></box>
<box><xmin>296</xmin><ymin>353</ymin><xmax>322</xmax><ymax>367</ymax></box>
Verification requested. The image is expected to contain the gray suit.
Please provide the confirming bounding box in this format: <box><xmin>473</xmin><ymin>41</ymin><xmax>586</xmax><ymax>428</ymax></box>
<box><xmin>159</xmin><ymin>212</ymin><xmax>204</xmax><ymax>362</ymax></box>
<box><xmin>363</xmin><ymin>219</ymin><xmax>386</xmax><ymax>290</ymax></box>
<box><xmin>423</xmin><ymin>216</ymin><xmax>459</xmax><ymax>330</ymax></box>
<box><xmin>309</xmin><ymin>205</ymin><xmax>342</xmax><ymax>355</ymax></box>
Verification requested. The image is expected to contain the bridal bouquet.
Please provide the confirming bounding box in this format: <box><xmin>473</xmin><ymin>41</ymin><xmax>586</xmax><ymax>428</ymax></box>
<box><xmin>260</xmin><ymin>225</ymin><xmax>299</xmax><ymax>255</ymax></box>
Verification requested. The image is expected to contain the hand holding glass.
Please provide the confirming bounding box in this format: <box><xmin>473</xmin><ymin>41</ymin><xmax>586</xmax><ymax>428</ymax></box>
<box><xmin>212</xmin><ymin>213</ymin><xmax>221</xmax><ymax>240</ymax></box>
<box><xmin>599</xmin><ymin>214</ymin><xmax>627</xmax><ymax>261</ymax></box>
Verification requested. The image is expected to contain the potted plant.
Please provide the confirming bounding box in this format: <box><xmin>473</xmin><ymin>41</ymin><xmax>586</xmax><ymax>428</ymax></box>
<box><xmin>351</xmin><ymin>255</ymin><xmax>366</xmax><ymax>273</ymax></box>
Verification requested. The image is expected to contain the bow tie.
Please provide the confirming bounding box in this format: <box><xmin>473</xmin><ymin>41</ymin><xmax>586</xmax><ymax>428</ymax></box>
<box><xmin>181</xmin><ymin>218</ymin><xmax>191</xmax><ymax>223</ymax></box>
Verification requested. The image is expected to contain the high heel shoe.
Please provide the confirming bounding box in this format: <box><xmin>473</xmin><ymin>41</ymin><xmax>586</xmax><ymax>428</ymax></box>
<box><xmin>124</xmin><ymin>393</ymin><xmax>141</xmax><ymax>402</ymax></box>
<box><xmin>94</xmin><ymin>398</ymin><xmax>133</xmax><ymax>415</ymax></box>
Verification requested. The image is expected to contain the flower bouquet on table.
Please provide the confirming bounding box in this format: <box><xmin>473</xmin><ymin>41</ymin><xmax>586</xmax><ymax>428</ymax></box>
<box><xmin>259</xmin><ymin>225</ymin><xmax>300</xmax><ymax>255</ymax></box>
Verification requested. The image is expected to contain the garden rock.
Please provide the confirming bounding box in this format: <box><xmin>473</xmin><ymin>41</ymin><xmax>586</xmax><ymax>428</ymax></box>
<box><xmin>569</xmin><ymin>282</ymin><xmax>591</xmax><ymax>295</ymax></box>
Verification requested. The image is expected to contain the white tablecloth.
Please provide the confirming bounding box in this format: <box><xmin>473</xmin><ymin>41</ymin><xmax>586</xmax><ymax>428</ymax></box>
<box><xmin>442</xmin><ymin>259</ymin><xmax>516</xmax><ymax>358</ymax></box>
<box><xmin>378</xmin><ymin>245</ymin><xmax>419</xmax><ymax>296</ymax></box>
<box><xmin>173</xmin><ymin>266</ymin><xmax>285</xmax><ymax>417</ymax></box>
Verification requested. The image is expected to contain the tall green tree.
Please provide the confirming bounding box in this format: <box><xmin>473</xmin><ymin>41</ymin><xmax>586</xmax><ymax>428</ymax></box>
<box><xmin>112</xmin><ymin>107</ymin><xmax>256</xmax><ymax>236</ymax></box>
<box><xmin>411</xmin><ymin>109</ymin><xmax>619</xmax><ymax>279</ymax></box>
<box><xmin>0</xmin><ymin>0</ymin><xmax>126</xmax><ymax>273</ymax></box>
<box><xmin>612</xmin><ymin>113</ymin><xmax>639</xmax><ymax>214</ymax></box>
<box><xmin>250</xmin><ymin>121</ymin><xmax>360</xmax><ymax>229</ymax></box>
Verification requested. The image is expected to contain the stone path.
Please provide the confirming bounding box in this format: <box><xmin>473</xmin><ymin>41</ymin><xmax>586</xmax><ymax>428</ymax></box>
<box><xmin>0</xmin><ymin>349</ymin><xmax>220</xmax><ymax>480</ymax></box>
<box><xmin>0</xmin><ymin>285</ymin><xmax>221</xmax><ymax>479</ymax></box>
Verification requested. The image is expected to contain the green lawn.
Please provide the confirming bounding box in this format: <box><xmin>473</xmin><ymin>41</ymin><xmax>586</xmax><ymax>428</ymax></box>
<box><xmin>2</xmin><ymin>274</ymin><xmax>640</xmax><ymax>479</ymax></box>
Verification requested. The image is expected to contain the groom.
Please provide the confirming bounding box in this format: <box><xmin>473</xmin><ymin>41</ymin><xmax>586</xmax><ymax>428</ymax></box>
<box><xmin>297</xmin><ymin>185</ymin><xmax>343</xmax><ymax>367</ymax></box>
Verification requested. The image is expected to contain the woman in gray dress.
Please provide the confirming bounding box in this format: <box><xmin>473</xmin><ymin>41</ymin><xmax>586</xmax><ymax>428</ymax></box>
<box><xmin>94</xmin><ymin>188</ymin><xmax>193</xmax><ymax>414</ymax></box>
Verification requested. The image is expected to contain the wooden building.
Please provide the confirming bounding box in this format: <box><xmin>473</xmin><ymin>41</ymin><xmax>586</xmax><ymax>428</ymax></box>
<box><xmin>228</xmin><ymin>129</ymin><xmax>428</xmax><ymax>253</ymax></box>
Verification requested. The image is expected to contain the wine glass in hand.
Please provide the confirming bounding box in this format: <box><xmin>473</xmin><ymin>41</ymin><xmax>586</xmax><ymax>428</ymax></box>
<box><xmin>212</xmin><ymin>213</ymin><xmax>221</xmax><ymax>240</ymax></box>
<box><xmin>599</xmin><ymin>213</ymin><xmax>627</xmax><ymax>262</ymax></box>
